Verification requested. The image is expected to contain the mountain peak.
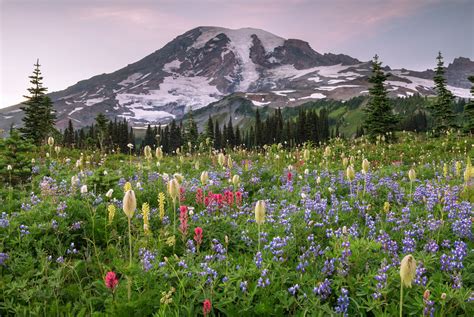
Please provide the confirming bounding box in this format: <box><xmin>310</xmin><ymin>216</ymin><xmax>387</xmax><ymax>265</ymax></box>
<box><xmin>1</xmin><ymin>26</ymin><xmax>471</xmax><ymax>131</ymax></box>
<box><xmin>190</xmin><ymin>26</ymin><xmax>286</xmax><ymax>55</ymax></box>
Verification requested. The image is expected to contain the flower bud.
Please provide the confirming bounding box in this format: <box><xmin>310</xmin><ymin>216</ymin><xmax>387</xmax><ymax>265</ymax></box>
<box><xmin>200</xmin><ymin>171</ymin><xmax>209</xmax><ymax>186</ymax></box>
<box><xmin>400</xmin><ymin>254</ymin><xmax>417</xmax><ymax>288</ymax></box>
<box><xmin>303</xmin><ymin>149</ymin><xmax>310</xmax><ymax>161</ymax></box>
<box><xmin>123</xmin><ymin>189</ymin><xmax>136</xmax><ymax>219</ymax></box>
<box><xmin>408</xmin><ymin>168</ymin><xmax>416</xmax><ymax>182</ymax></box>
<box><xmin>168</xmin><ymin>178</ymin><xmax>180</xmax><ymax>201</ymax></box>
<box><xmin>362</xmin><ymin>159</ymin><xmax>370</xmax><ymax>174</ymax></box>
<box><xmin>254</xmin><ymin>200</ymin><xmax>266</xmax><ymax>225</ymax></box>
<box><xmin>342</xmin><ymin>157</ymin><xmax>349</xmax><ymax>168</ymax></box>
<box><xmin>155</xmin><ymin>147</ymin><xmax>163</xmax><ymax>159</ymax></box>
<box><xmin>423</xmin><ymin>289</ymin><xmax>430</xmax><ymax>301</ymax></box>
<box><xmin>217</xmin><ymin>153</ymin><xmax>225</xmax><ymax>167</ymax></box>
<box><xmin>106</xmin><ymin>189</ymin><xmax>114</xmax><ymax>198</ymax></box>
<box><xmin>80</xmin><ymin>185</ymin><xmax>88</xmax><ymax>194</ymax></box>
<box><xmin>144</xmin><ymin>145</ymin><xmax>152</xmax><ymax>160</ymax></box>
<box><xmin>47</xmin><ymin>136</ymin><xmax>54</xmax><ymax>147</ymax></box>
<box><xmin>324</xmin><ymin>146</ymin><xmax>331</xmax><ymax>158</ymax></box>
<box><xmin>232</xmin><ymin>174</ymin><xmax>240</xmax><ymax>187</ymax></box>
<box><xmin>346</xmin><ymin>165</ymin><xmax>355</xmax><ymax>181</ymax></box>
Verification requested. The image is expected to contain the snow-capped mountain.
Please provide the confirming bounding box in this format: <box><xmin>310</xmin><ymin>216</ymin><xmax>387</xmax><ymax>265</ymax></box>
<box><xmin>1</xmin><ymin>26</ymin><xmax>472</xmax><ymax>130</ymax></box>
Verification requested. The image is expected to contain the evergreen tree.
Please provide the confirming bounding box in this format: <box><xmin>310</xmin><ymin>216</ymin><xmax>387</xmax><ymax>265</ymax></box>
<box><xmin>463</xmin><ymin>75</ymin><xmax>474</xmax><ymax>134</ymax></box>
<box><xmin>214</xmin><ymin>121</ymin><xmax>222</xmax><ymax>149</ymax></box>
<box><xmin>63</xmin><ymin>119</ymin><xmax>75</xmax><ymax>146</ymax></box>
<box><xmin>143</xmin><ymin>124</ymin><xmax>156</xmax><ymax>147</ymax></box>
<box><xmin>429</xmin><ymin>52</ymin><xmax>456</xmax><ymax>134</ymax></box>
<box><xmin>20</xmin><ymin>59</ymin><xmax>56</xmax><ymax>144</ymax></box>
<box><xmin>205</xmin><ymin>116</ymin><xmax>215</xmax><ymax>142</ymax></box>
<box><xmin>255</xmin><ymin>109</ymin><xmax>263</xmax><ymax>146</ymax></box>
<box><xmin>235</xmin><ymin>126</ymin><xmax>241</xmax><ymax>146</ymax></box>
<box><xmin>226</xmin><ymin>117</ymin><xmax>235</xmax><ymax>146</ymax></box>
<box><xmin>363</xmin><ymin>55</ymin><xmax>398</xmax><ymax>141</ymax></box>
<box><xmin>185</xmin><ymin>111</ymin><xmax>199</xmax><ymax>150</ymax></box>
<box><xmin>95</xmin><ymin>113</ymin><xmax>108</xmax><ymax>152</ymax></box>
<box><xmin>0</xmin><ymin>129</ymin><xmax>35</xmax><ymax>185</ymax></box>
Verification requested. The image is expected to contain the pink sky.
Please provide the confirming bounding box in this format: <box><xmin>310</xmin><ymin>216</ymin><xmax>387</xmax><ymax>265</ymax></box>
<box><xmin>1</xmin><ymin>0</ymin><xmax>472</xmax><ymax>108</ymax></box>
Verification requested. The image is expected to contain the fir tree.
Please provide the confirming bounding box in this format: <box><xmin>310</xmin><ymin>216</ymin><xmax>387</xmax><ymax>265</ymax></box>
<box><xmin>63</xmin><ymin>119</ymin><xmax>75</xmax><ymax>146</ymax></box>
<box><xmin>226</xmin><ymin>117</ymin><xmax>235</xmax><ymax>146</ymax></box>
<box><xmin>185</xmin><ymin>111</ymin><xmax>199</xmax><ymax>150</ymax></box>
<box><xmin>429</xmin><ymin>52</ymin><xmax>456</xmax><ymax>134</ymax></box>
<box><xmin>95</xmin><ymin>113</ymin><xmax>108</xmax><ymax>152</ymax></box>
<box><xmin>363</xmin><ymin>55</ymin><xmax>398</xmax><ymax>141</ymax></box>
<box><xmin>0</xmin><ymin>129</ymin><xmax>35</xmax><ymax>185</ymax></box>
<box><xmin>463</xmin><ymin>75</ymin><xmax>474</xmax><ymax>134</ymax></box>
<box><xmin>205</xmin><ymin>116</ymin><xmax>215</xmax><ymax>142</ymax></box>
<box><xmin>255</xmin><ymin>109</ymin><xmax>262</xmax><ymax>146</ymax></box>
<box><xmin>20</xmin><ymin>59</ymin><xmax>56</xmax><ymax>144</ymax></box>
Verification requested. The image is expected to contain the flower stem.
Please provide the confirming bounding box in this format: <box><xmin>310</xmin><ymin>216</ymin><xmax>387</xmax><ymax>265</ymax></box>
<box><xmin>128</xmin><ymin>217</ymin><xmax>132</xmax><ymax>267</ymax></box>
<box><xmin>399</xmin><ymin>284</ymin><xmax>403</xmax><ymax>317</ymax></box>
<box><xmin>258</xmin><ymin>224</ymin><xmax>261</xmax><ymax>252</ymax></box>
<box><xmin>173</xmin><ymin>199</ymin><xmax>176</xmax><ymax>252</ymax></box>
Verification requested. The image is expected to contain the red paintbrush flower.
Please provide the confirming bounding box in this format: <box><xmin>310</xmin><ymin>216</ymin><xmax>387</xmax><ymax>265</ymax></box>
<box><xmin>104</xmin><ymin>271</ymin><xmax>119</xmax><ymax>291</ymax></box>
<box><xmin>203</xmin><ymin>299</ymin><xmax>212</xmax><ymax>316</ymax></box>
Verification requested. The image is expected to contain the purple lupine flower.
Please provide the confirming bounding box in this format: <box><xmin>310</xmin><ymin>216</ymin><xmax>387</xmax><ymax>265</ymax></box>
<box><xmin>334</xmin><ymin>287</ymin><xmax>349</xmax><ymax>316</ymax></box>
<box><xmin>0</xmin><ymin>252</ymin><xmax>8</xmax><ymax>266</ymax></box>
<box><xmin>139</xmin><ymin>248</ymin><xmax>156</xmax><ymax>272</ymax></box>
<box><xmin>313</xmin><ymin>278</ymin><xmax>332</xmax><ymax>300</ymax></box>
<box><xmin>322</xmin><ymin>258</ymin><xmax>336</xmax><ymax>276</ymax></box>
<box><xmin>0</xmin><ymin>212</ymin><xmax>9</xmax><ymax>228</ymax></box>
<box><xmin>186</xmin><ymin>239</ymin><xmax>196</xmax><ymax>254</ymax></box>
<box><xmin>373</xmin><ymin>258</ymin><xmax>390</xmax><ymax>299</ymax></box>
<box><xmin>66</xmin><ymin>242</ymin><xmax>78</xmax><ymax>255</ymax></box>
<box><xmin>19</xmin><ymin>224</ymin><xmax>30</xmax><ymax>237</ymax></box>
<box><xmin>70</xmin><ymin>221</ymin><xmax>82</xmax><ymax>230</ymax></box>
<box><xmin>211</xmin><ymin>239</ymin><xmax>227</xmax><ymax>261</ymax></box>
<box><xmin>254</xmin><ymin>251</ymin><xmax>263</xmax><ymax>269</ymax></box>
<box><xmin>240</xmin><ymin>281</ymin><xmax>248</xmax><ymax>293</ymax></box>
<box><xmin>424</xmin><ymin>240</ymin><xmax>439</xmax><ymax>253</ymax></box>
<box><xmin>288</xmin><ymin>284</ymin><xmax>300</xmax><ymax>296</ymax></box>
<box><xmin>414</xmin><ymin>261</ymin><xmax>428</xmax><ymax>287</ymax></box>
<box><xmin>402</xmin><ymin>230</ymin><xmax>416</xmax><ymax>254</ymax></box>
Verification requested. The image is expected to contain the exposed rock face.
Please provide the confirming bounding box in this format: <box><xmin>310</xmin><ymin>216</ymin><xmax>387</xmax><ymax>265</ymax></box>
<box><xmin>0</xmin><ymin>26</ymin><xmax>472</xmax><ymax>131</ymax></box>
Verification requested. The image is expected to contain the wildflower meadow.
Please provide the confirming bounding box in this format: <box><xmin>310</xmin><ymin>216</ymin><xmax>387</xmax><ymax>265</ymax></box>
<box><xmin>0</xmin><ymin>132</ymin><xmax>473</xmax><ymax>316</ymax></box>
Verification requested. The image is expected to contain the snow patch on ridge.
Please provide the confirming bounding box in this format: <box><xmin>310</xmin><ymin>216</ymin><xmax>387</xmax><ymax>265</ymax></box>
<box><xmin>85</xmin><ymin>97</ymin><xmax>106</xmax><ymax>106</ymax></box>
<box><xmin>192</xmin><ymin>27</ymin><xmax>285</xmax><ymax>54</ymax></box>
<box><xmin>115</xmin><ymin>74</ymin><xmax>222</xmax><ymax>116</ymax></box>
<box><xmin>118</xmin><ymin>73</ymin><xmax>143</xmax><ymax>86</ymax></box>
<box><xmin>300</xmin><ymin>93</ymin><xmax>326</xmax><ymax>100</ymax></box>
<box><xmin>164</xmin><ymin>59</ymin><xmax>182</xmax><ymax>72</ymax></box>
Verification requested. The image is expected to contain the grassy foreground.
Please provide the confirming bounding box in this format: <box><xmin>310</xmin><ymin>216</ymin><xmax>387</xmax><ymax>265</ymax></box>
<box><xmin>0</xmin><ymin>132</ymin><xmax>473</xmax><ymax>316</ymax></box>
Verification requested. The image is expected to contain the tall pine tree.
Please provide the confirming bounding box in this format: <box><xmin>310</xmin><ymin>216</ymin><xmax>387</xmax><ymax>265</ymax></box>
<box><xmin>20</xmin><ymin>59</ymin><xmax>56</xmax><ymax>144</ymax></box>
<box><xmin>429</xmin><ymin>52</ymin><xmax>456</xmax><ymax>134</ymax></box>
<box><xmin>363</xmin><ymin>55</ymin><xmax>398</xmax><ymax>141</ymax></box>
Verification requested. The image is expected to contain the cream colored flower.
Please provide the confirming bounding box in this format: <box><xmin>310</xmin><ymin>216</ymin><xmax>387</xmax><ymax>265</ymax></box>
<box><xmin>400</xmin><ymin>254</ymin><xmax>417</xmax><ymax>288</ymax></box>
<box><xmin>123</xmin><ymin>189</ymin><xmax>137</xmax><ymax>219</ymax></box>
<box><xmin>255</xmin><ymin>200</ymin><xmax>266</xmax><ymax>225</ymax></box>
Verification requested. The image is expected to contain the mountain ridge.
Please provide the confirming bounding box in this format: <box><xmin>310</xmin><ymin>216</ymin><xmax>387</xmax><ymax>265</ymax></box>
<box><xmin>1</xmin><ymin>26</ymin><xmax>472</xmax><ymax>131</ymax></box>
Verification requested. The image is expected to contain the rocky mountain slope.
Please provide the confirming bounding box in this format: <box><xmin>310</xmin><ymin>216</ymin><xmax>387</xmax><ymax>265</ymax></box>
<box><xmin>1</xmin><ymin>26</ymin><xmax>472</xmax><ymax>131</ymax></box>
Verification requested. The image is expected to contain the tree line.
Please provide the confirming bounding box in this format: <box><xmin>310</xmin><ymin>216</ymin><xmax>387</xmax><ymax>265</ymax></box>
<box><xmin>13</xmin><ymin>53</ymin><xmax>474</xmax><ymax>151</ymax></box>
